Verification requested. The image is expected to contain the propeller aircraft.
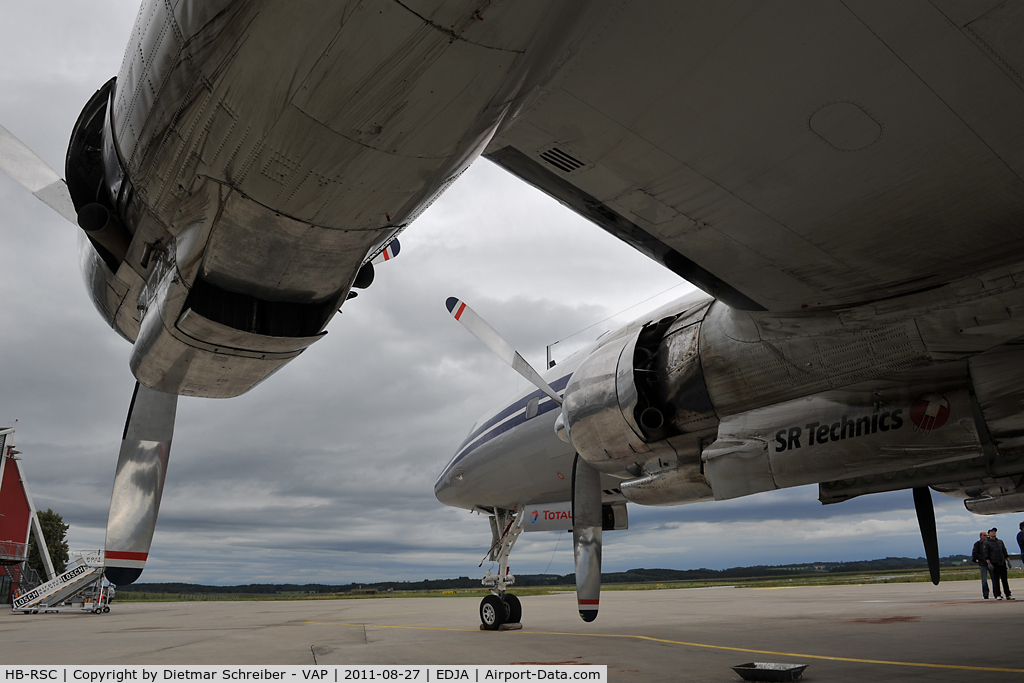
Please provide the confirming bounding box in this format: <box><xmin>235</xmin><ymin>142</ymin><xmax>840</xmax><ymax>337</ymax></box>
<box><xmin>2</xmin><ymin>2</ymin><xmax>1024</xmax><ymax>630</ymax></box>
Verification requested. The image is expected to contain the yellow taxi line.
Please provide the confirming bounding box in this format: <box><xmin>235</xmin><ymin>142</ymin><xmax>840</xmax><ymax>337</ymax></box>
<box><xmin>308</xmin><ymin>622</ymin><xmax>1023</xmax><ymax>674</ymax></box>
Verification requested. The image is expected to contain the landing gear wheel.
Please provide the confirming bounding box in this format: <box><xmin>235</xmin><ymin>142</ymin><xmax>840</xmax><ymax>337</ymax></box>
<box><xmin>503</xmin><ymin>594</ymin><xmax>522</xmax><ymax>624</ymax></box>
<box><xmin>480</xmin><ymin>595</ymin><xmax>506</xmax><ymax>630</ymax></box>
<box><xmin>103</xmin><ymin>606</ymin><xmax>110</xmax><ymax>613</ymax></box>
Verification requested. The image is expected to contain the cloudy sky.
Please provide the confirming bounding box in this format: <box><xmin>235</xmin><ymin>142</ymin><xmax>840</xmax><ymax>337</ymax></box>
<box><xmin>1</xmin><ymin>1</ymin><xmax>1020</xmax><ymax>586</ymax></box>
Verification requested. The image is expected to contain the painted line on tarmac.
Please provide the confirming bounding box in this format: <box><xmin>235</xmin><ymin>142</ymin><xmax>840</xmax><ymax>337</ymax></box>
<box><xmin>749</xmin><ymin>584</ymin><xmax>863</xmax><ymax>590</ymax></box>
<box><xmin>303</xmin><ymin>607</ymin><xmax>468</xmax><ymax>622</ymax></box>
<box><xmin>325</xmin><ymin>622</ymin><xmax>1023</xmax><ymax>674</ymax></box>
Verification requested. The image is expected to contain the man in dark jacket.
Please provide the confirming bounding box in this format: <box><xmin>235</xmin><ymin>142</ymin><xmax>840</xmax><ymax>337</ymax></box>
<box><xmin>984</xmin><ymin>528</ymin><xmax>1014</xmax><ymax>600</ymax></box>
<box><xmin>1017</xmin><ymin>522</ymin><xmax>1024</xmax><ymax>558</ymax></box>
<box><xmin>972</xmin><ymin>531</ymin><xmax>991</xmax><ymax>599</ymax></box>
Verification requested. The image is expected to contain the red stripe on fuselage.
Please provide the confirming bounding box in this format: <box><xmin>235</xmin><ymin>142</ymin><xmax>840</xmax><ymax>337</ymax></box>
<box><xmin>578</xmin><ymin>599</ymin><xmax>600</xmax><ymax>605</ymax></box>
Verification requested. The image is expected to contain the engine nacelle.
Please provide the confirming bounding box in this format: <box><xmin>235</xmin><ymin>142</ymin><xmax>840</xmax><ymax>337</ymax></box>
<box><xmin>561</xmin><ymin>296</ymin><xmax>718</xmax><ymax>472</ymax></box>
<box><xmin>561</xmin><ymin>329</ymin><xmax>649</xmax><ymax>470</ymax></box>
<box><xmin>964</xmin><ymin>493</ymin><xmax>1024</xmax><ymax>515</ymax></box>
<box><xmin>619</xmin><ymin>464</ymin><xmax>715</xmax><ymax>506</ymax></box>
<box><xmin>958</xmin><ymin>493</ymin><xmax>1024</xmax><ymax>516</ymax></box>
<box><xmin>618</xmin><ymin>428</ymin><xmax>716</xmax><ymax>506</ymax></box>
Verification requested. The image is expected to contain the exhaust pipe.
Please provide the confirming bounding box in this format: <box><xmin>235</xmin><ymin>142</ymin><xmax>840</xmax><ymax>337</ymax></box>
<box><xmin>77</xmin><ymin>203</ymin><xmax>130</xmax><ymax>264</ymax></box>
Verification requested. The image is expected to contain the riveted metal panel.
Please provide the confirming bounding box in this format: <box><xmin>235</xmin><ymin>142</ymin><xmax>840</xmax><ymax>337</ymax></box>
<box><xmin>700</xmin><ymin>301</ymin><xmax>929</xmax><ymax>417</ymax></box>
<box><xmin>969</xmin><ymin>342</ymin><xmax>1024</xmax><ymax>454</ymax></box>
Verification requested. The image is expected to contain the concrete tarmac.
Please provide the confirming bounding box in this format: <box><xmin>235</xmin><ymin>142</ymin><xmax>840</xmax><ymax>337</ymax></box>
<box><xmin>2</xmin><ymin>580</ymin><xmax>1022</xmax><ymax>681</ymax></box>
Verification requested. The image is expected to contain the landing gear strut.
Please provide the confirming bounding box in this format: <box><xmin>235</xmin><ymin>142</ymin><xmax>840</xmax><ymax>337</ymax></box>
<box><xmin>479</xmin><ymin>508</ymin><xmax>524</xmax><ymax>630</ymax></box>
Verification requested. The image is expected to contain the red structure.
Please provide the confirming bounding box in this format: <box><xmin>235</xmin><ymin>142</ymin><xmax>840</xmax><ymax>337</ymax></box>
<box><xmin>0</xmin><ymin>435</ymin><xmax>32</xmax><ymax>551</ymax></box>
<box><xmin>0</xmin><ymin>428</ymin><xmax>50</xmax><ymax>603</ymax></box>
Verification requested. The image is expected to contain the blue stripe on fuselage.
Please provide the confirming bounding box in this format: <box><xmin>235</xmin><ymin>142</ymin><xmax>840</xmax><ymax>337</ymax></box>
<box><xmin>454</xmin><ymin>375</ymin><xmax>571</xmax><ymax>453</ymax></box>
<box><xmin>445</xmin><ymin>374</ymin><xmax>571</xmax><ymax>472</ymax></box>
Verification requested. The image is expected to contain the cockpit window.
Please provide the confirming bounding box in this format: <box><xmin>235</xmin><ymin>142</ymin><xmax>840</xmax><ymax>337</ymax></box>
<box><xmin>525</xmin><ymin>396</ymin><xmax>540</xmax><ymax>419</ymax></box>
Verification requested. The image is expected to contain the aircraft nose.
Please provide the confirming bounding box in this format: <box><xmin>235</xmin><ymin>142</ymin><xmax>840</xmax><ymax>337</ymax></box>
<box><xmin>434</xmin><ymin>465</ymin><xmax>465</xmax><ymax>507</ymax></box>
<box><xmin>433</xmin><ymin>474</ymin><xmax>448</xmax><ymax>503</ymax></box>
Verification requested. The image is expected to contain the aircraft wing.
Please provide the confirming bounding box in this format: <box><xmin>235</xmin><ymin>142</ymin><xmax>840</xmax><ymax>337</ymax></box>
<box><xmin>484</xmin><ymin>1</ymin><xmax>1024</xmax><ymax>311</ymax></box>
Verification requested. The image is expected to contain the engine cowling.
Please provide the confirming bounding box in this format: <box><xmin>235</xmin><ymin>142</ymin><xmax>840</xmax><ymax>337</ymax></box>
<box><xmin>561</xmin><ymin>298</ymin><xmax>718</xmax><ymax>473</ymax></box>
<box><xmin>561</xmin><ymin>328</ymin><xmax>649</xmax><ymax>470</ymax></box>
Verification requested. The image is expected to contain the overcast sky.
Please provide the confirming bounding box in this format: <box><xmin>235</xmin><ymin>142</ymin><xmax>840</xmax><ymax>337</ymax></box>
<box><xmin>2</xmin><ymin>1</ymin><xmax>1021</xmax><ymax>586</ymax></box>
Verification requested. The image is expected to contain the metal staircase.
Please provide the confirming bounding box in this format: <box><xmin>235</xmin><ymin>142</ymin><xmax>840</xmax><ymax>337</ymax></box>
<box><xmin>12</xmin><ymin>550</ymin><xmax>105</xmax><ymax>613</ymax></box>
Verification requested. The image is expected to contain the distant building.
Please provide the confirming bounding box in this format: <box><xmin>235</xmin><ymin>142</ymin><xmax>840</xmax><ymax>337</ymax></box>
<box><xmin>0</xmin><ymin>428</ymin><xmax>55</xmax><ymax>603</ymax></box>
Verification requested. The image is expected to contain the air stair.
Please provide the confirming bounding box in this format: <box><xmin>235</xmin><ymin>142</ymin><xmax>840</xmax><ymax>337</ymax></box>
<box><xmin>12</xmin><ymin>550</ymin><xmax>105</xmax><ymax>613</ymax></box>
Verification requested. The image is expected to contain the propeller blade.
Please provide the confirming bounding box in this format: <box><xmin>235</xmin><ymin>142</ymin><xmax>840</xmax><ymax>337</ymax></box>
<box><xmin>371</xmin><ymin>238</ymin><xmax>401</xmax><ymax>264</ymax></box>
<box><xmin>104</xmin><ymin>382</ymin><xmax>178</xmax><ymax>586</ymax></box>
<box><xmin>913</xmin><ymin>486</ymin><xmax>940</xmax><ymax>585</ymax></box>
<box><xmin>0</xmin><ymin>123</ymin><xmax>77</xmax><ymax>224</ymax></box>
<box><xmin>445</xmin><ymin>297</ymin><xmax>562</xmax><ymax>406</ymax></box>
<box><xmin>572</xmin><ymin>454</ymin><xmax>602</xmax><ymax>622</ymax></box>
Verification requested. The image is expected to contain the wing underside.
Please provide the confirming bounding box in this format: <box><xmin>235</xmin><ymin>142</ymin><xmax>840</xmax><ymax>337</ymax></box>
<box><xmin>485</xmin><ymin>1</ymin><xmax>1024</xmax><ymax>311</ymax></box>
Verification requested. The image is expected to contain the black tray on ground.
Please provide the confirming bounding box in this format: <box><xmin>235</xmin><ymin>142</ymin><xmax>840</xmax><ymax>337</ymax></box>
<box><xmin>731</xmin><ymin>662</ymin><xmax>808</xmax><ymax>682</ymax></box>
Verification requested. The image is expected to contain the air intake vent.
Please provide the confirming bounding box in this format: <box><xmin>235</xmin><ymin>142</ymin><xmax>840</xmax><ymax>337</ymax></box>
<box><xmin>539</xmin><ymin>147</ymin><xmax>585</xmax><ymax>173</ymax></box>
<box><xmin>184</xmin><ymin>276</ymin><xmax>333</xmax><ymax>337</ymax></box>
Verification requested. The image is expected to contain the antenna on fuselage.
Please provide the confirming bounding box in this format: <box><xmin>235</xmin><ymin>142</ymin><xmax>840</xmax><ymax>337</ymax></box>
<box><xmin>445</xmin><ymin>297</ymin><xmax>562</xmax><ymax>406</ymax></box>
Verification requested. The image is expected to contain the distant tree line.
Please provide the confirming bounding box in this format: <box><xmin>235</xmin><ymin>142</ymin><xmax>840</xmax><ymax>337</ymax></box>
<box><xmin>116</xmin><ymin>555</ymin><xmax>972</xmax><ymax>595</ymax></box>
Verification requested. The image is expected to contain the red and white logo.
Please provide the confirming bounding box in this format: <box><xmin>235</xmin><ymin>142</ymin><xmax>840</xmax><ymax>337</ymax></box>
<box><xmin>910</xmin><ymin>395</ymin><xmax>950</xmax><ymax>433</ymax></box>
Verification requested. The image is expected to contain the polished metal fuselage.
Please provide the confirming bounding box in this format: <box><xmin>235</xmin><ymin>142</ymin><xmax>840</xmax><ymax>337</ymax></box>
<box><xmin>81</xmin><ymin>0</ymin><xmax>598</xmax><ymax>397</ymax></box>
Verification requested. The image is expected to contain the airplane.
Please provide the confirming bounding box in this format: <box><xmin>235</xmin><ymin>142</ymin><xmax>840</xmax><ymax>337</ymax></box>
<box><xmin>430</xmin><ymin>3</ymin><xmax>1024</xmax><ymax>629</ymax></box>
<box><xmin>2</xmin><ymin>0</ymin><xmax>1023</xmax><ymax>604</ymax></box>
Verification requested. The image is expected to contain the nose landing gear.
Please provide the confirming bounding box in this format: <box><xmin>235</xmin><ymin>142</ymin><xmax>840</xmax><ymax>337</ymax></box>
<box><xmin>479</xmin><ymin>508</ymin><xmax>524</xmax><ymax>631</ymax></box>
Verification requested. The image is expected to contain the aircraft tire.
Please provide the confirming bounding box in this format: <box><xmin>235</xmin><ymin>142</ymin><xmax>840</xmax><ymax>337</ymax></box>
<box><xmin>103</xmin><ymin>606</ymin><xmax>110</xmax><ymax>613</ymax></box>
<box><xmin>504</xmin><ymin>594</ymin><xmax>522</xmax><ymax>624</ymax></box>
<box><xmin>480</xmin><ymin>595</ymin><xmax>505</xmax><ymax>630</ymax></box>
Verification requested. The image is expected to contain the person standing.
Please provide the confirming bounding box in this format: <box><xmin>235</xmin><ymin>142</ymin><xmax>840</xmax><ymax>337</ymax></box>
<box><xmin>984</xmin><ymin>528</ymin><xmax>1014</xmax><ymax>600</ymax></box>
<box><xmin>1017</xmin><ymin>522</ymin><xmax>1024</xmax><ymax>559</ymax></box>
<box><xmin>973</xmin><ymin>531</ymin><xmax>991</xmax><ymax>599</ymax></box>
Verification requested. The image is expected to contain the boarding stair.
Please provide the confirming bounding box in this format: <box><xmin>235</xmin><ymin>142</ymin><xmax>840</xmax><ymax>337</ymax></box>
<box><xmin>1</xmin><ymin>541</ymin><xmax>34</xmax><ymax>605</ymax></box>
<box><xmin>12</xmin><ymin>550</ymin><xmax>104</xmax><ymax>613</ymax></box>
<box><xmin>1</xmin><ymin>560</ymin><xmax>41</xmax><ymax>605</ymax></box>
<box><xmin>0</xmin><ymin>540</ymin><xmax>29</xmax><ymax>564</ymax></box>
